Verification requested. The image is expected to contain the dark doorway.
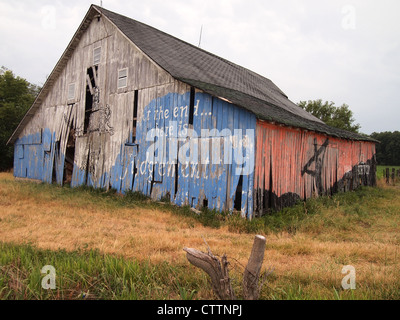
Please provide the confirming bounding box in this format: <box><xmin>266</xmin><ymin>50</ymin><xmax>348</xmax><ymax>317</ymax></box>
<box><xmin>234</xmin><ymin>175</ymin><xmax>244</xmax><ymax>211</ymax></box>
<box><xmin>84</xmin><ymin>66</ymin><xmax>98</xmax><ymax>134</ymax></box>
<box><xmin>63</xmin><ymin>127</ymin><xmax>76</xmax><ymax>185</ymax></box>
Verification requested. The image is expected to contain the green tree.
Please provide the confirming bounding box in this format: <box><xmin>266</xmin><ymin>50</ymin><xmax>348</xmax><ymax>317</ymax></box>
<box><xmin>0</xmin><ymin>66</ymin><xmax>40</xmax><ymax>171</ymax></box>
<box><xmin>298</xmin><ymin>99</ymin><xmax>361</xmax><ymax>133</ymax></box>
<box><xmin>370</xmin><ymin>131</ymin><xmax>400</xmax><ymax>166</ymax></box>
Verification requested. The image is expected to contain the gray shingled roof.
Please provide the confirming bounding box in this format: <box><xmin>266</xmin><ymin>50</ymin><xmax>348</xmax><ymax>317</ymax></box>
<box><xmin>95</xmin><ymin>5</ymin><xmax>374</xmax><ymax>142</ymax></box>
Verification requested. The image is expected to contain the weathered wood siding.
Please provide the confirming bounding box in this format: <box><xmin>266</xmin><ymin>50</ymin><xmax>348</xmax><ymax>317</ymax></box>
<box><xmin>12</xmin><ymin>13</ymin><xmax>257</xmax><ymax>218</ymax></box>
<box><xmin>253</xmin><ymin>120</ymin><xmax>377</xmax><ymax>216</ymax></box>
<box><xmin>14</xmin><ymin>14</ymin><xmax>173</xmax><ymax>185</ymax></box>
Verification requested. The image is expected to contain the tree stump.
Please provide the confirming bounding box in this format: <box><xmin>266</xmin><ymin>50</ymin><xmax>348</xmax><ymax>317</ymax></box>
<box><xmin>183</xmin><ymin>248</ymin><xmax>235</xmax><ymax>300</ymax></box>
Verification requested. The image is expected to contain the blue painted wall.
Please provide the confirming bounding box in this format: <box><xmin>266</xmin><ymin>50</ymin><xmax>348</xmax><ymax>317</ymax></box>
<box><xmin>13</xmin><ymin>90</ymin><xmax>257</xmax><ymax>218</ymax></box>
<box><xmin>117</xmin><ymin>90</ymin><xmax>257</xmax><ymax>217</ymax></box>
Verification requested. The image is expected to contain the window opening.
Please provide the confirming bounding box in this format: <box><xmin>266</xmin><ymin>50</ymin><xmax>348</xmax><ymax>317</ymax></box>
<box><xmin>68</xmin><ymin>83</ymin><xmax>75</xmax><ymax>101</ymax></box>
<box><xmin>93</xmin><ymin>47</ymin><xmax>101</xmax><ymax>65</ymax></box>
<box><xmin>118</xmin><ymin>68</ymin><xmax>128</xmax><ymax>89</ymax></box>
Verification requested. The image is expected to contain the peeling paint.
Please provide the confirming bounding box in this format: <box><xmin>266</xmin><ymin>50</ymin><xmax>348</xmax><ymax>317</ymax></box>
<box><xmin>253</xmin><ymin>121</ymin><xmax>377</xmax><ymax>216</ymax></box>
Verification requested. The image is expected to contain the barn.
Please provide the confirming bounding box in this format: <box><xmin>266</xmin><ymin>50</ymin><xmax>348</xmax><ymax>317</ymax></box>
<box><xmin>8</xmin><ymin>5</ymin><xmax>377</xmax><ymax>219</ymax></box>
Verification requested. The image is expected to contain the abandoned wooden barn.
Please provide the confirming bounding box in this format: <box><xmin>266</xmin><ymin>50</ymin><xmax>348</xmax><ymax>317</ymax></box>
<box><xmin>8</xmin><ymin>5</ymin><xmax>377</xmax><ymax>219</ymax></box>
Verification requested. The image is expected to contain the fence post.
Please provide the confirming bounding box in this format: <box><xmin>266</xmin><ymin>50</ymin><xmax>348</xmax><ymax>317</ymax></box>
<box><xmin>386</xmin><ymin>168</ymin><xmax>390</xmax><ymax>184</ymax></box>
<box><xmin>392</xmin><ymin>168</ymin><xmax>396</xmax><ymax>185</ymax></box>
<box><xmin>243</xmin><ymin>235</ymin><xmax>266</xmax><ymax>300</ymax></box>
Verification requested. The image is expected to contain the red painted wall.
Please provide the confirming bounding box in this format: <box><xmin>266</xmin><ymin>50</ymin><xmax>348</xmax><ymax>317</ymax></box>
<box><xmin>254</xmin><ymin>120</ymin><xmax>376</xmax><ymax>215</ymax></box>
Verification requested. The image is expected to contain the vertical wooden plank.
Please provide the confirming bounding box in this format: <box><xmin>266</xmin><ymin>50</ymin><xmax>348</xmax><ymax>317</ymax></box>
<box><xmin>229</xmin><ymin>104</ymin><xmax>240</xmax><ymax>211</ymax></box>
<box><xmin>188</xmin><ymin>90</ymin><xmax>203</xmax><ymax>209</ymax></box>
<box><xmin>246</xmin><ymin>115</ymin><xmax>256</xmax><ymax>219</ymax></box>
<box><xmin>225</xmin><ymin>98</ymin><xmax>235</xmax><ymax>212</ymax></box>
<box><xmin>197</xmin><ymin>92</ymin><xmax>211</xmax><ymax>208</ymax></box>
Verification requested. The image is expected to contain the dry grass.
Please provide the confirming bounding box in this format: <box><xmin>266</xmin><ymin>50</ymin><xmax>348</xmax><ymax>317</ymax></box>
<box><xmin>0</xmin><ymin>172</ymin><xmax>255</xmax><ymax>266</ymax></box>
<box><xmin>1</xmin><ymin>171</ymin><xmax>400</xmax><ymax>299</ymax></box>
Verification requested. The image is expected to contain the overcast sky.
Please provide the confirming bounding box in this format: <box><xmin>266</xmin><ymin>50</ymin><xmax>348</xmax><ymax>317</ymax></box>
<box><xmin>1</xmin><ymin>0</ymin><xmax>399</xmax><ymax>134</ymax></box>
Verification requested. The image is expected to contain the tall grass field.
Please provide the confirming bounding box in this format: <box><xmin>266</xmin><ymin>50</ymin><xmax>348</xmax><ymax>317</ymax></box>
<box><xmin>1</xmin><ymin>171</ymin><xmax>400</xmax><ymax>300</ymax></box>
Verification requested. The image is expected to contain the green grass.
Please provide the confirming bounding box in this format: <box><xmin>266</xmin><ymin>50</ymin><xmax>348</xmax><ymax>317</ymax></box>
<box><xmin>218</xmin><ymin>184</ymin><xmax>400</xmax><ymax>237</ymax></box>
<box><xmin>0</xmin><ymin>242</ymin><xmax>208</xmax><ymax>300</ymax></box>
<box><xmin>377</xmin><ymin>165</ymin><xmax>400</xmax><ymax>179</ymax></box>
<box><xmin>1</xmin><ymin>240</ymin><xmax>398</xmax><ymax>301</ymax></box>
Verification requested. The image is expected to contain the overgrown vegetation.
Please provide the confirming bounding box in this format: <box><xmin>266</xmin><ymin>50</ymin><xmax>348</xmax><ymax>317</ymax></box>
<box><xmin>1</xmin><ymin>172</ymin><xmax>400</xmax><ymax>300</ymax></box>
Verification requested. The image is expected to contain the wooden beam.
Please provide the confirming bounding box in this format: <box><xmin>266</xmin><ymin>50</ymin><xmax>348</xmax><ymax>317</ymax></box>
<box><xmin>86</xmin><ymin>74</ymin><xmax>94</xmax><ymax>95</ymax></box>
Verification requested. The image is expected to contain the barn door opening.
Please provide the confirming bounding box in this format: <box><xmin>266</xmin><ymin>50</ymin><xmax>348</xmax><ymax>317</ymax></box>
<box><xmin>51</xmin><ymin>142</ymin><xmax>60</xmax><ymax>184</ymax></box>
<box><xmin>234</xmin><ymin>175</ymin><xmax>244</xmax><ymax>211</ymax></box>
<box><xmin>63</xmin><ymin>126</ymin><xmax>76</xmax><ymax>185</ymax></box>
<box><xmin>84</xmin><ymin>66</ymin><xmax>99</xmax><ymax>134</ymax></box>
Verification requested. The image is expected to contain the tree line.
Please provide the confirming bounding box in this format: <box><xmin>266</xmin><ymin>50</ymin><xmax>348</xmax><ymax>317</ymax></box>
<box><xmin>370</xmin><ymin>131</ymin><xmax>400</xmax><ymax>166</ymax></box>
<box><xmin>0</xmin><ymin>66</ymin><xmax>40</xmax><ymax>171</ymax></box>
